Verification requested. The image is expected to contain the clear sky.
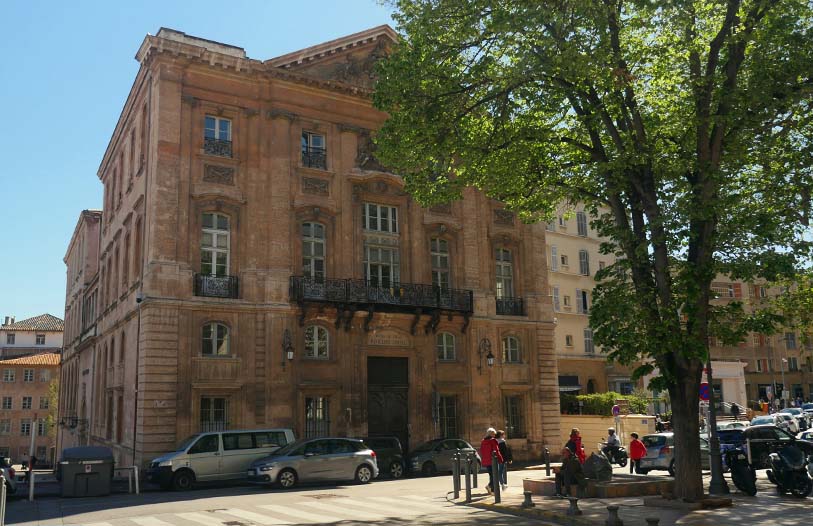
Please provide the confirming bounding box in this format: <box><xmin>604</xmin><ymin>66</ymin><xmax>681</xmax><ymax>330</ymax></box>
<box><xmin>0</xmin><ymin>0</ymin><xmax>394</xmax><ymax>322</ymax></box>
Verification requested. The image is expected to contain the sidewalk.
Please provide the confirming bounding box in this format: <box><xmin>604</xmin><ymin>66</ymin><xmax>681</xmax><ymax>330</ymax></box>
<box><xmin>460</xmin><ymin>474</ymin><xmax>812</xmax><ymax>526</ymax></box>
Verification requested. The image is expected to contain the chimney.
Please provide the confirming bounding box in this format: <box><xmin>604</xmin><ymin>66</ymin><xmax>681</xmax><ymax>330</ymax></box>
<box><xmin>3</xmin><ymin>316</ymin><xmax>8</xmax><ymax>325</ymax></box>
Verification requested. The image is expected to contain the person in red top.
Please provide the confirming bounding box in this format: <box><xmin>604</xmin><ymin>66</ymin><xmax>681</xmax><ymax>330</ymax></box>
<box><xmin>565</xmin><ymin>428</ymin><xmax>586</xmax><ymax>464</ymax></box>
<box><xmin>480</xmin><ymin>427</ymin><xmax>504</xmax><ymax>495</ymax></box>
<box><xmin>629</xmin><ymin>432</ymin><xmax>647</xmax><ymax>474</ymax></box>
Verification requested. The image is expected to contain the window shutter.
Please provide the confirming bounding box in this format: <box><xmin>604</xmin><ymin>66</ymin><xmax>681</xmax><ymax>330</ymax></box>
<box><xmin>551</xmin><ymin>246</ymin><xmax>558</xmax><ymax>271</ymax></box>
<box><xmin>576</xmin><ymin>289</ymin><xmax>583</xmax><ymax>313</ymax></box>
<box><xmin>553</xmin><ymin>286</ymin><xmax>560</xmax><ymax>311</ymax></box>
<box><xmin>733</xmin><ymin>283</ymin><xmax>742</xmax><ymax>298</ymax></box>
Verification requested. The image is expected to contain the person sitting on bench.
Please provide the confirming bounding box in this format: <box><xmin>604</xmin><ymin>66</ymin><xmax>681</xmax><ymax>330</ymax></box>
<box><xmin>554</xmin><ymin>447</ymin><xmax>586</xmax><ymax>497</ymax></box>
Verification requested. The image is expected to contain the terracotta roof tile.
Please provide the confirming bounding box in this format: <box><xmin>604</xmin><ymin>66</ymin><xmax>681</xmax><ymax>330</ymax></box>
<box><xmin>1</xmin><ymin>314</ymin><xmax>64</xmax><ymax>332</ymax></box>
<box><xmin>0</xmin><ymin>352</ymin><xmax>61</xmax><ymax>366</ymax></box>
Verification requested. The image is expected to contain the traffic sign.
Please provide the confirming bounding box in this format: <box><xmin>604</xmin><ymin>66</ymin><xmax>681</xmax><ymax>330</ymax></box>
<box><xmin>699</xmin><ymin>382</ymin><xmax>710</xmax><ymax>401</ymax></box>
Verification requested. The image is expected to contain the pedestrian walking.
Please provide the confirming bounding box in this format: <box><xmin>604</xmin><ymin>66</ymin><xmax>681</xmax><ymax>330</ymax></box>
<box><xmin>730</xmin><ymin>403</ymin><xmax>740</xmax><ymax>421</ymax></box>
<box><xmin>479</xmin><ymin>427</ymin><xmax>503</xmax><ymax>495</ymax></box>
<box><xmin>26</xmin><ymin>454</ymin><xmax>37</xmax><ymax>482</ymax></box>
<box><xmin>495</xmin><ymin>430</ymin><xmax>512</xmax><ymax>491</ymax></box>
<box><xmin>565</xmin><ymin>428</ymin><xmax>586</xmax><ymax>464</ymax></box>
<box><xmin>629</xmin><ymin>432</ymin><xmax>646</xmax><ymax>474</ymax></box>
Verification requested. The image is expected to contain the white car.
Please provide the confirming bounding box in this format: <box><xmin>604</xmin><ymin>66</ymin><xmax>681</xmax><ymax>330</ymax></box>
<box><xmin>1</xmin><ymin>464</ymin><xmax>18</xmax><ymax>494</ymax></box>
<box><xmin>798</xmin><ymin>430</ymin><xmax>813</xmax><ymax>441</ymax></box>
<box><xmin>776</xmin><ymin>412</ymin><xmax>801</xmax><ymax>434</ymax></box>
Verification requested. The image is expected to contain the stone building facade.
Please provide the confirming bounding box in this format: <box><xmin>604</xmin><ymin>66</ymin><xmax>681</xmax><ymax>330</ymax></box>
<box><xmin>60</xmin><ymin>26</ymin><xmax>561</xmax><ymax>468</ymax></box>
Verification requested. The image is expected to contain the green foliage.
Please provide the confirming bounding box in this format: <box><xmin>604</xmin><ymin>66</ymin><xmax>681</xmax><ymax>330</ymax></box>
<box><xmin>560</xmin><ymin>391</ymin><xmax>648</xmax><ymax>416</ymax></box>
<box><xmin>46</xmin><ymin>378</ymin><xmax>59</xmax><ymax>440</ymax></box>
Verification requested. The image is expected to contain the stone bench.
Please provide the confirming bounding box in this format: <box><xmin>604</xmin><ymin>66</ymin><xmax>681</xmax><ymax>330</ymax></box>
<box><xmin>523</xmin><ymin>474</ymin><xmax>674</xmax><ymax>499</ymax></box>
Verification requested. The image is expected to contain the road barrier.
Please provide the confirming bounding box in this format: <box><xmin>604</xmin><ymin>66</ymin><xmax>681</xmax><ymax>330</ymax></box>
<box><xmin>115</xmin><ymin>466</ymin><xmax>140</xmax><ymax>495</ymax></box>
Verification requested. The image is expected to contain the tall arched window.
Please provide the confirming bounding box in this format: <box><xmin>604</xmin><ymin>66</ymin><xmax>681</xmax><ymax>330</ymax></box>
<box><xmin>502</xmin><ymin>336</ymin><xmax>521</xmax><ymax>363</ymax></box>
<box><xmin>302</xmin><ymin>222</ymin><xmax>326</xmax><ymax>283</ymax></box>
<box><xmin>202</xmin><ymin>323</ymin><xmax>230</xmax><ymax>356</ymax></box>
<box><xmin>201</xmin><ymin>213</ymin><xmax>230</xmax><ymax>277</ymax></box>
<box><xmin>495</xmin><ymin>248</ymin><xmax>513</xmax><ymax>298</ymax></box>
<box><xmin>119</xmin><ymin>331</ymin><xmax>125</xmax><ymax>363</ymax></box>
<box><xmin>304</xmin><ymin>325</ymin><xmax>329</xmax><ymax>359</ymax></box>
<box><xmin>122</xmin><ymin>233</ymin><xmax>131</xmax><ymax>288</ymax></box>
<box><xmin>436</xmin><ymin>332</ymin><xmax>456</xmax><ymax>361</ymax></box>
<box><xmin>133</xmin><ymin>217</ymin><xmax>143</xmax><ymax>278</ymax></box>
<box><xmin>431</xmin><ymin>238</ymin><xmax>450</xmax><ymax>292</ymax></box>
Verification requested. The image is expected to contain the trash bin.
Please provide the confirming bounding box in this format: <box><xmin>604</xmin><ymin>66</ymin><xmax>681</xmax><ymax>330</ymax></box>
<box><xmin>59</xmin><ymin>446</ymin><xmax>115</xmax><ymax>497</ymax></box>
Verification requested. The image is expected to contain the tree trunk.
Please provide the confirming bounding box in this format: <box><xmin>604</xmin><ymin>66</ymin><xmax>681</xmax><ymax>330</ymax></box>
<box><xmin>667</xmin><ymin>360</ymin><xmax>704</xmax><ymax>501</ymax></box>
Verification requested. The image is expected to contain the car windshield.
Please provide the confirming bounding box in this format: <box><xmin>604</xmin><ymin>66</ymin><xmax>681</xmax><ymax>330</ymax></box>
<box><xmin>803</xmin><ymin>403</ymin><xmax>813</xmax><ymax>411</ymax></box>
<box><xmin>176</xmin><ymin>434</ymin><xmax>201</xmax><ymax>451</ymax></box>
<box><xmin>269</xmin><ymin>439</ymin><xmax>307</xmax><ymax>457</ymax></box>
<box><xmin>412</xmin><ymin>440</ymin><xmax>444</xmax><ymax>453</ymax></box>
<box><xmin>785</xmin><ymin>409</ymin><xmax>801</xmax><ymax>415</ymax></box>
<box><xmin>718</xmin><ymin>430</ymin><xmax>744</xmax><ymax>444</ymax></box>
<box><xmin>751</xmin><ymin>417</ymin><xmax>773</xmax><ymax>425</ymax></box>
<box><xmin>642</xmin><ymin>435</ymin><xmax>667</xmax><ymax>448</ymax></box>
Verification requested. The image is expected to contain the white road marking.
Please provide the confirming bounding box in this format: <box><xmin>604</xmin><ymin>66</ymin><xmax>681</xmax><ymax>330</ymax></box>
<box><xmin>131</xmin><ymin>518</ymin><xmax>175</xmax><ymax>526</ymax></box>
<box><xmin>219</xmin><ymin>508</ymin><xmax>292</xmax><ymax>525</ymax></box>
<box><xmin>368</xmin><ymin>495</ymin><xmax>468</xmax><ymax>513</ymax></box>
<box><xmin>259</xmin><ymin>504</ymin><xmax>337</xmax><ymax>523</ymax></box>
<box><xmin>297</xmin><ymin>500</ymin><xmax>383</xmax><ymax>520</ymax></box>
<box><xmin>83</xmin><ymin>523</ymin><xmax>114</xmax><ymax>526</ymax></box>
<box><xmin>176</xmin><ymin>512</ymin><xmax>226</xmax><ymax>526</ymax></box>
<box><xmin>333</xmin><ymin>497</ymin><xmax>425</xmax><ymax>515</ymax></box>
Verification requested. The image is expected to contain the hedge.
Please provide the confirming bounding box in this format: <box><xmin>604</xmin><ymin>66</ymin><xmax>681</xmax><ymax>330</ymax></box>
<box><xmin>560</xmin><ymin>391</ymin><xmax>649</xmax><ymax>415</ymax></box>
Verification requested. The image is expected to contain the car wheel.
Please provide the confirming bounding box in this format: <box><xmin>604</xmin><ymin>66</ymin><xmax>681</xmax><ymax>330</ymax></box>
<box><xmin>277</xmin><ymin>468</ymin><xmax>298</xmax><ymax>489</ymax></box>
<box><xmin>389</xmin><ymin>461</ymin><xmax>404</xmax><ymax>479</ymax></box>
<box><xmin>668</xmin><ymin>460</ymin><xmax>676</xmax><ymax>477</ymax></box>
<box><xmin>421</xmin><ymin>461</ymin><xmax>437</xmax><ymax>477</ymax></box>
<box><xmin>171</xmin><ymin>470</ymin><xmax>194</xmax><ymax>491</ymax></box>
<box><xmin>356</xmin><ymin>464</ymin><xmax>374</xmax><ymax>484</ymax></box>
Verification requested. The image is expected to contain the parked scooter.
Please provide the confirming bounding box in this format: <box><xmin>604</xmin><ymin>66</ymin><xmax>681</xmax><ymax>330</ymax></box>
<box><xmin>766</xmin><ymin>445</ymin><xmax>812</xmax><ymax>498</ymax></box>
<box><xmin>724</xmin><ymin>447</ymin><xmax>757</xmax><ymax>496</ymax></box>
<box><xmin>599</xmin><ymin>442</ymin><xmax>629</xmax><ymax>467</ymax></box>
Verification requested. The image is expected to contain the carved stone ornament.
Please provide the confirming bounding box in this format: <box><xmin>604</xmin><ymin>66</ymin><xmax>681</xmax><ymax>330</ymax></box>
<box><xmin>181</xmin><ymin>95</ymin><xmax>199</xmax><ymax>107</ymax></box>
<box><xmin>494</xmin><ymin>209</ymin><xmax>515</xmax><ymax>226</ymax></box>
<box><xmin>302</xmin><ymin>177</ymin><xmax>329</xmax><ymax>196</ymax></box>
<box><xmin>430</xmin><ymin>203</ymin><xmax>452</xmax><ymax>215</ymax></box>
<box><xmin>203</xmin><ymin>164</ymin><xmax>235</xmax><ymax>185</ymax></box>
<box><xmin>355</xmin><ymin>129</ymin><xmax>388</xmax><ymax>172</ymax></box>
<box><xmin>243</xmin><ymin>107</ymin><xmax>259</xmax><ymax>117</ymax></box>
<box><xmin>266</xmin><ymin>109</ymin><xmax>297</xmax><ymax>121</ymax></box>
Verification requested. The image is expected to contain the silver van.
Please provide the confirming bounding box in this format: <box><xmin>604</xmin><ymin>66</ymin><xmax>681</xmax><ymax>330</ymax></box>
<box><xmin>147</xmin><ymin>428</ymin><xmax>295</xmax><ymax>490</ymax></box>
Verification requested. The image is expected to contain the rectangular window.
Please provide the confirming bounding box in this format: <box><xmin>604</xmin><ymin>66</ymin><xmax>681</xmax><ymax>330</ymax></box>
<box><xmin>552</xmin><ymin>286</ymin><xmax>560</xmax><ymax>312</ymax></box>
<box><xmin>787</xmin><ymin>357</ymin><xmax>799</xmax><ymax>371</ymax></box>
<box><xmin>576</xmin><ymin>211</ymin><xmax>588</xmax><ymax>237</ymax></box>
<box><xmin>203</xmin><ymin>115</ymin><xmax>232</xmax><ymax>157</ymax></box>
<box><xmin>6</xmin><ymin>333</ymin><xmax>14</xmax><ymax>344</ymax></box>
<box><xmin>430</xmin><ymin>238</ymin><xmax>450</xmax><ymax>293</ymax></box>
<box><xmin>305</xmin><ymin>396</ymin><xmax>330</xmax><ymax>438</ymax></box>
<box><xmin>786</xmin><ymin>333</ymin><xmax>797</xmax><ymax>350</ymax></box>
<box><xmin>37</xmin><ymin>419</ymin><xmax>47</xmax><ymax>437</ymax></box>
<box><xmin>200</xmin><ymin>397</ymin><xmax>228</xmax><ymax>432</ymax></box>
<box><xmin>362</xmin><ymin>203</ymin><xmax>398</xmax><ymax>233</ymax></box>
<box><xmin>302</xmin><ymin>222</ymin><xmax>326</xmax><ymax>283</ymax></box>
<box><xmin>39</xmin><ymin>369</ymin><xmax>50</xmax><ymax>382</ymax></box>
<box><xmin>756</xmin><ymin>359</ymin><xmax>769</xmax><ymax>372</ymax></box>
<box><xmin>584</xmin><ymin>328</ymin><xmax>595</xmax><ymax>353</ymax></box>
<box><xmin>576</xmin><ymin>289</ymin><xmax>590</xmax><ymax>314</ymax></box>
<box><xmin>3</xmin><ymin>369</ymin><xmax>15</xmax><ymax>382</ymax></box>
<box><xmin>495</xmin><ymin>248</ymin><xmax>514</xmax><ymax>298</ymax></box>
<box><xmin>565</xmin><ymin>335</ymin><xmax>573</xmax><ymax>347</ymax></box>
<box><xmin>578</xmin><ymin>250</ymin><xmax>590</xmax><ymax>276</ymax></box>
<box><xmin>438</xmin><ymin>395</ymin><xmax>458</xmax><ymax>439</ymax></box>
<box><xmin>560</xmin><ymin>254</ymin><xmax>569</xmax><ymax>267</ymax></box>
<box><xmin>436</xmin><ymin>333</ymin><xmax>456</xmax><ymax>361</ymax></box>
<box><xmin>1</xmin><ymin>397</ymin><xmax>10</xmax><ymax>410</ymax></box>
<box><xmin>23</xmin><ymin>369</ymin><xmax>34</xmax><ymax>382</ymax></box>
<box><xmin>201</xmin><ymin>212</ymin><xmax>230</xmax><ymax>277</ymax></box>
<box><xmin>0</xmin><ymin>419</ymin><xmax>10</xmax><ymax>435</ymax></box>
<box><xmin>364</xmin><ymin>242</ymin><xmax>400</xmax><ymax>288</ymax></box>
<box><xmin>558</xmin><ymin>216</ymin><xmax>565</xmax><ymax>228</ymax></box>
<box><xmin>546</xmin><ymin>221</ymin><xmax>556</xmax><ymax>232</ymax></box>
<box><xmin>22</xmin><ymin>397</ymin><xmax>32</xmax><ymax>410</ymax></box>
<box><xmin>563</xmin><ymin>295</ymin><xmax>571</xmax><ymax>307</ymax></box>
<box><xmin>503</xmin><ymin>396</ymin><xmax>526</xmax><ymax>438</ymax></box>
<box><xmin>36</xmin><ymin>445</ymin><xmax>46</xmax><ymax>459</ymax></box>
<box><xmin>550</xmin><ymin>246</ymin><xmax>558</xmax><ymax>272</ymax></box>
<box><xmin>39</xmin><ymin>397</ymin><xmax>49</xmax><ymax>410</ymax></box>
<box><xmin>301</xmin><ymin>131</ymin><xmax>327</xmax><ymax>169</ymax></box>
<box><xmin>20</xmin><ymin>419</ymin><xmax>31</xmax><ymax>436</ymax></box>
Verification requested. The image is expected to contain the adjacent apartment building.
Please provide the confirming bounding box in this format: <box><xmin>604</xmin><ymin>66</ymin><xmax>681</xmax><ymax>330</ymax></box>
<box><xmin>546</xmin><ymin>208</ymin><xmax>634</xmax><ymax>396</ymax></box>
<box><xmin>0</xmin><ymin>352</ymin><xmax>60</xmax><ymax>464</ymax></box>
<box><xmin>60</xmin><ymin>26</ymin><xmax>562</xmax><ymax>468</ymax></box>
<box><xmin>1</xmin><ymin>314</ymin><xmax>64</xmax><ymax>359</ymax></box>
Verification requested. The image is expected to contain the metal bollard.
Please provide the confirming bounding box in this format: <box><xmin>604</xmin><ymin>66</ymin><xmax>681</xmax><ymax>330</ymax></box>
<box><xmin>521</xmin><ymin>490</ymin><xmax>535</xmax><ymax>508</ymax></box>
<box><xmin>452</xmin><ymin>450</ymin><xmax>460</xmax><ymax>499</ymax></box>
<box><xmin>566</xmin><ymin>496</ymin><xmax>582</xmax><ymax>516</ymax></box>
<box><xmin>28</xmin><ymin>471</ymin><xmax>34</xmax><ymax>502</ymax></box>
<box><xmin>544</xmin><ymin>447</ymin><xmax>551</xmax><ymax>476</ymax></box>
<box><xmin>1</xmin><ymin>474</ymin><xmax>7</xmax><ymax>526</ymax></box>
<box><xmin>605</xmin><ymin>504</ymin><xmax>623</xmax><ymax>526</ymax></box>
<box><xmin>464</xmin><ymin>454</ymin><xmax>472</xmax><ymax>503</ymax></box>
<box><xmin>491</xmin><ymin>452</ymin><xmax>501</xmax><ymax>503</ymax></box>
<box><xmin>473</xmin><ymin>455</ymin><xmax>478</xmax><ymax>488</ymax></box>
<box><xmin>645</xmin><ymin>518</ymin><xmax>659</xmax><ymax>526</ymax></box>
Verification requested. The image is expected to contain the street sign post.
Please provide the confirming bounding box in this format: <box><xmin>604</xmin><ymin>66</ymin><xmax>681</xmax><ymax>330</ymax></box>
<box><xmin>699</xmin><ymin>382</ymin><xmax>710</xmax><ymax>401</ymax></box>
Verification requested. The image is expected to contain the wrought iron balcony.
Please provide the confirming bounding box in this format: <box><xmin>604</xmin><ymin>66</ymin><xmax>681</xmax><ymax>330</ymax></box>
<box><xmin>496</xmin><ymin>296</ymin><xmax>525</xmax><ymax>316</ymax></box>
<box><xmin>301</xmin><ymin>147</ymin><xmax>327</xmax><ymax>169</ymax></box>
<box><xmin>194</xmin><ymin>274</ymin><xmax>239</xmax><ymax>299</ymax></box>
<box><xmin>290</xmin><ymin>276</ymin><xmax>474</xmax><ymax>313</ymax></box>
<box><xmin>204</xmin><ymin>137</ymin><xmax>233</xmax><ymax>157</ymax></box>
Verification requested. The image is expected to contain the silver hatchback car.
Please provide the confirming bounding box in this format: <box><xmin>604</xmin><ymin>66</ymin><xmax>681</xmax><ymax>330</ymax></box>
<box><xmin>248</xmin><ymin>437</ymin><xmax>378</xmax><ymax>489</ymax></box>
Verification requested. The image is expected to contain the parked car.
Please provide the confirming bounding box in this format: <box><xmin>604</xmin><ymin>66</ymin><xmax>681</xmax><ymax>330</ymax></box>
<box><xmin>248</xmin><ymin>437</ymin><xmax>378</xmax><ymax>489</ymax></box>
<box><xmin>718</xmin><ymin>421</ymin><xmax>748</xmax><ymax>431</ymax></box>
<box><xmin>751</xmin><ymin>414</ymin><xmax>789</xmax><ymax>431</ymax></box>
<box><xmin>358</xmin><ymin>436</ymin><xmax>404</xmax><ymax>478</ymax></box>
<box><xmin>409</xmin><ymin>438</ymin><xmax>481</xmax><ymax>476</ymax></box>
<box><xmin>797</xmin><ymin>430</ymin><xmax>813</xmax><ymax>441</ymax></box>
<box><xmin>637</xmin><ymin>432</ymin><xmax>710</xmax><ymax>476</ymax></box>
<box><xmin>776</xmin><ymin>413</ymin><xmax>801</xmax><ymax>434</ymax></box>
<box><xmin>146</xmin><ymin>428</ymin><xmax>295</xmax><ymax>490</ymax></box>
<box><xmin>802</xmin><ymin>402</ymin><xmax>813</xmax><ymax>413</ymax></box>
<box><xmin>741</xmin><ymin>424</ymin><xmax>813</xmax><ymax>469</ymax></box>
<box><xmin>0</xmin><ymin>462</ymin><xmax>17</xmax><ymax>495</ymax></box>
<box><xmin>782</xmin><ymin>408</ymin><xmax>809</xmax><ymax>430</ymax></box>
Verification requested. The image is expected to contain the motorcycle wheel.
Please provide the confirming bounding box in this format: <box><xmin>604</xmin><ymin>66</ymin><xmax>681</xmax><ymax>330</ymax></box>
<box><xmin>731</xmin><ymin>465</ymin><xmax>757</xmax><ymax>496</ymax></box>
<box><xmin>618</xmin><ymin>458</ymin><xmax>628</xmax><ymax>468</ymax></box>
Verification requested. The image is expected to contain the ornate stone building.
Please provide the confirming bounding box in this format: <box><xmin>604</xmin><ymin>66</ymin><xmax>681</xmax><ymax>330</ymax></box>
<box><xmin>61</xmin><ymin>26</ymin><xmax>561</xmax><ymax>468</ymax></box>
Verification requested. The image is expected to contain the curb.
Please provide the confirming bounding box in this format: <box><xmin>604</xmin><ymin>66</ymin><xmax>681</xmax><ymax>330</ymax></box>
<box><xmin>469</xmin><ymin>500</ymin><xmax>600</xmax><ymax>526</ymax></box>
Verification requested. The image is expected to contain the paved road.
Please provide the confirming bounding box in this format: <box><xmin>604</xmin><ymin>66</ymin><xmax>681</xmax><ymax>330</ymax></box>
<box><xmin>4</xmin><ymin>474</ymin><xmax>544</xmax><ymax>526</ymax></box>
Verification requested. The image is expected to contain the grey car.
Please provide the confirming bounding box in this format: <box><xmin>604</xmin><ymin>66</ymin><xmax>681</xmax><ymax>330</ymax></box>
<box><xmin>409</xmin><ymin>438</ymin><xmax>481</xmax><ymax>476</ymax></box>
<box><xmin>637</xmin><ymin>432</ymin><xmax>710</xmax><ymax>476</ymax></box>
<box><xmin>248</xmin><ymin>437</ymin><xmax>378</xmax><ymax>489</ymax></box>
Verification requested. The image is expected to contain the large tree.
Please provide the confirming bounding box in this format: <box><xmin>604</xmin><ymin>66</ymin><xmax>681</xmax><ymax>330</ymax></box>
<box><xmin>374</xmin><ymin>0</ymin><xmax>813</xmax><ymax>500</ymax></box>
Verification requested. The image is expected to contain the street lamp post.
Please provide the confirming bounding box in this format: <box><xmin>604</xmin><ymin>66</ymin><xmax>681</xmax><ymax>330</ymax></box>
<box><xmin>780</xmin><ymin>357</ymin><xmax>787</xmax><ymax>406</ymax></box>
<box><xmin>705</xmin><ymin>359</ymin><xmax>729</xmax><ymax>496</ymax></box>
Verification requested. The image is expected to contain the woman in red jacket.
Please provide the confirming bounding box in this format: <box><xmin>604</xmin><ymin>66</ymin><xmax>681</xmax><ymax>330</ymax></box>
<box><xmin>480</xmin><ymin>427</ymin><xmax>504</xmax><ymax>494</ymax></box>
<box><xmin>565</xmin><ymin>428</ymin><xmax>586</xmax><ymax>464</ymax></box>
<box><xmin>629</xmin><ymin>432</ymin><xmax>647</xmax><ymax>474</ymax></box>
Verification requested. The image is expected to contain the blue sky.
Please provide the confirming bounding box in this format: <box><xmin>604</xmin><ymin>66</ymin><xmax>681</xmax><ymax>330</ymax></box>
<box><xmin>0</xmin><ymin>0</ymin><xmax>394</xmax><ymax>322</ymax></box>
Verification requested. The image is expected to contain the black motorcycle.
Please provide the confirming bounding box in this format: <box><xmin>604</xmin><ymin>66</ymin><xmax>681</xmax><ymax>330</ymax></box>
<box><xmin>599</xmin><ymin>442</ymin><xmax>628</xmax><ymax>467</ymax></box>
<box><xmin>766</xmin><ymin>445</ymin><xmax>813</xmax><ymax>498</ymax></box>
<box><xmin>724</xmin><ymin>447</ymin><xmax>756</xmax><ymax>496</ymax></box>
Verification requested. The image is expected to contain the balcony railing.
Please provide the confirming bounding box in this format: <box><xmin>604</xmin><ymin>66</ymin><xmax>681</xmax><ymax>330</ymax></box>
<box><xmin>496</xmin><ymin>296</ymin><xmax>525</xmax><ymax>316</ymax></box>
<box><xmin>301</xmin><ymin>147</ymin><xmax>327</xmax><ymax>169</ymax></box>
<box><xmin>194</xmin><ymin>274</ymin><xmax>239</xmax><ymax>299</ymax></box>
<box><xmin>290</xmin><ymin>276</ymin><xmax>473</xmax><ymax>313</ymax></box>
<box><xmin>204</xmin><ymin>137</ymin><xmax>233</xmax><ymax>157</ymax></box>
